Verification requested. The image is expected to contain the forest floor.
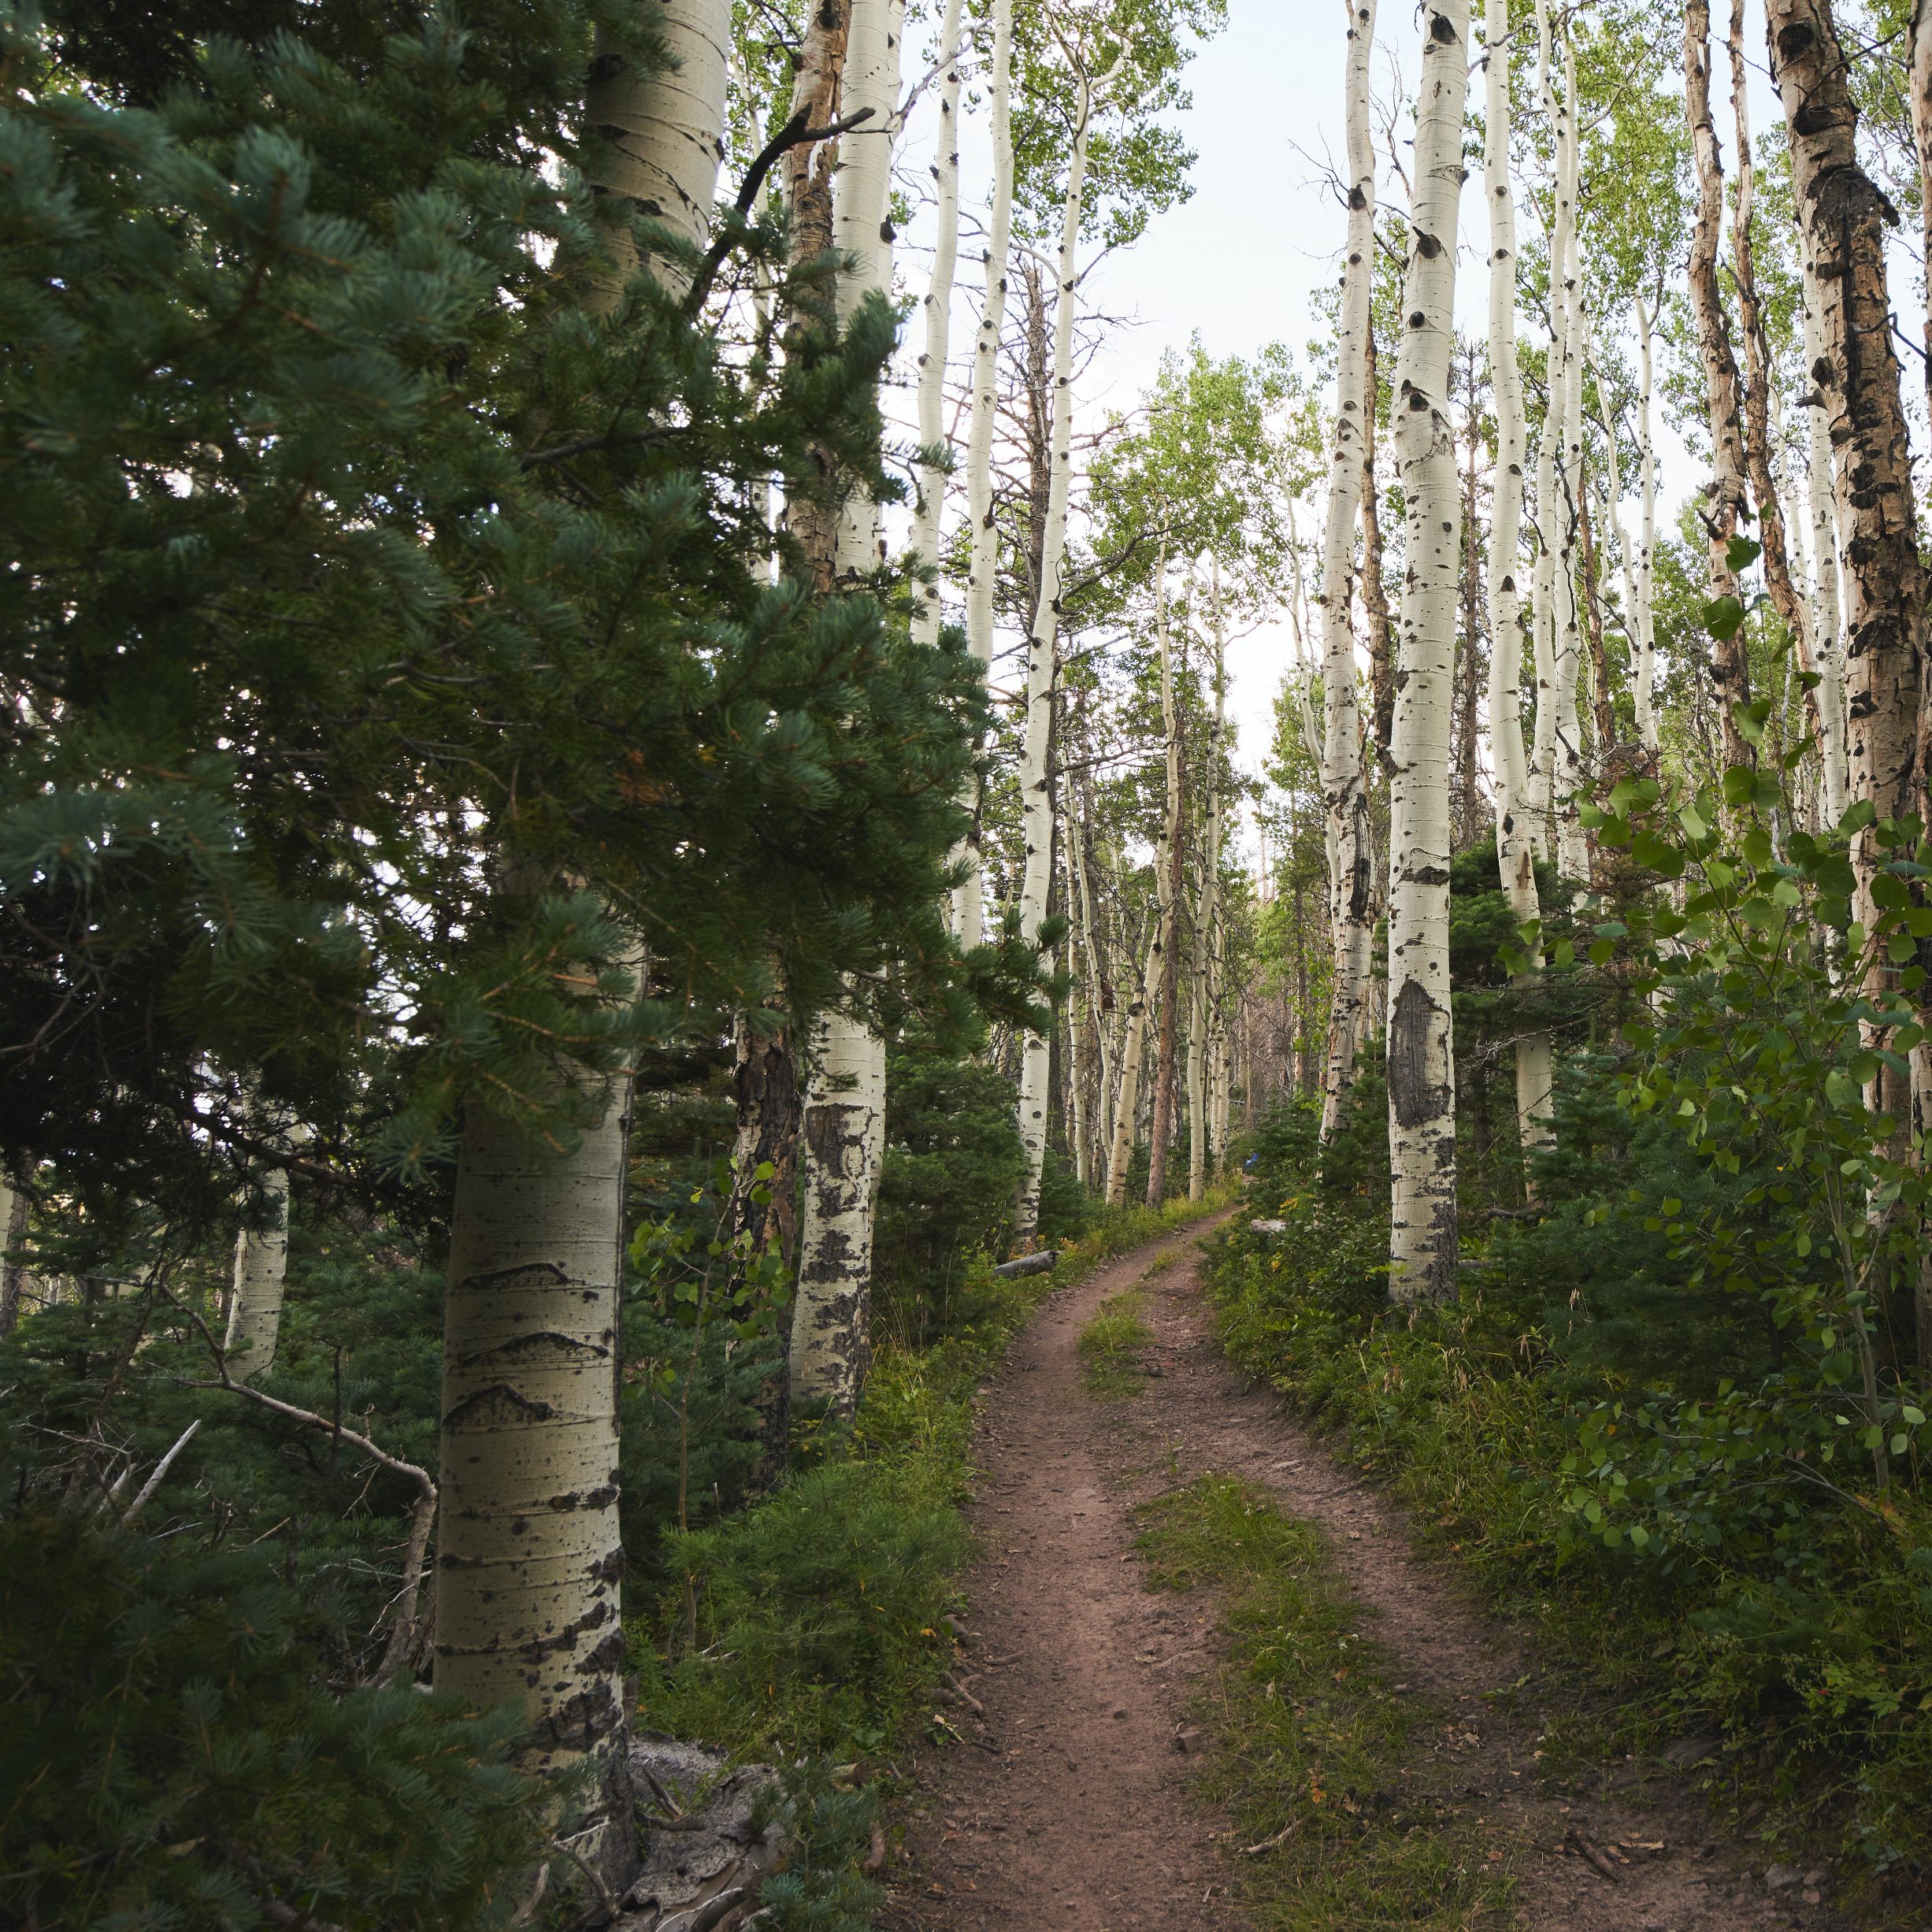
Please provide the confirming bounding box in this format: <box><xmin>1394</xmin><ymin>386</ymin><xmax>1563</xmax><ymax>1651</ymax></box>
<box><xmin>879</xmin><ymin>1210</ymin><xmax>1852</xmax><ymax>1932</ymax></box>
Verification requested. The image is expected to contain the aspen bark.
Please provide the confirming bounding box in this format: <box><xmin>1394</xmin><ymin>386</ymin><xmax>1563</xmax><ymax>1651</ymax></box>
<box><xmin>1550</xmin><ymin>33</ymin><xmax>1588</xmax><ymax>878</ymax></box>
<box><xmin>1360</xmin><ymin>326</ymin><xmax>1396</xmax><ymax>767</ymax></box>
<box><xmin>791</xmin><ymin>1002</ymin><xmax>886</xmax><ymax>1413</ymax></box>
<box><xmin>1685</xmin><ymin>0</ymin><xmax>1753</xmax><ymax>771</ymax></box>
<box><xmin>1767</xmin><ymin>0</ymin><xmax>1930</xmax><ymax>1359</ymax></box>
<box><xmin>910</xmin><ymin>0</ymin><xmax>965</xmax><ymax>646</ymax></box>
<box><xmin>1798</xmin><ymin>251</ymin><xmax>1848</xmax><ymax>822</ymax></box>
<box><xmin>952</xmin><ymin>0</ymin><xmax>1015</xmax><ymax>949</ymax></box>
<box><xmin>832</xmin><ymin>0</ymin><xmax>905</xmax><ymax>580</ymax></box>
<box><xmin>1188</xmin><ymin>562</ymin><xmax>1226</xmax><ymax>1201</ymax></box>
<box><xmin>1633</xmin><ymin>293</ymin><xmax>1660</xmax><ymax>751</ymax></box>
<box><xmin>1909</xmin><ymin>0</ymin><xmax>1932</xmax><ymax>422</ymax></box>
<box><xmin>1386</xmin><ymin>0</ymin><xmax>1469</xmax><ymax>1305</ymax></box>
<box><xmin>794</xmin><ymin>0</ymin><xmax>902</xmax><ymax>1387</ymax></box>
<box><xmin>1484</xmin><ymin>0</ymin><xmax>1555</xmax><ymax>1160</ymax></box>
<box><xmin>1146</xmin><ymin>562</ymin><xmax>1188</xmax><ymax>1207</ymax></box>
<box><xmin>0</xmin><ymin>1170</ymin><xmax>28</xmax><ymax>1340</ymax></box>
<box><xmin>224</xmin><ymin>1165</ymin><xmax>294</xmax><ymax>1384</ymax></box>
<box><xmin>1106</xmin><ymin>922</ymin><xmax>1160</xmax><ymax>1207</ymax></box>
<box><xmin>1726</xmin><ymin>0</ymin><xmax>1811</xmax><ymax>662</ymax></box>
<box><xmin>1526</xmin><ymin>0</ymin><xmax>1559</xmax><ymax>851</ymax></box>
<box><xmin>584</xmin><ymin>0</ymin><xmax>730</xmax><ymax>298</ymax></box>
<box><xmin>1317</xmin><ymin>0</ymin><xmax>1379</xmax><ymax>1146</ymax></box>
<box><xmin>1014</xmin><ymin>46</ymin><xmax>1111</xmax><ymax>1244</ymax></box>
<box><xmin>436</xmin><ymin>1070</ymin><xmax>636</xmax><ymax>1885</ymax></box>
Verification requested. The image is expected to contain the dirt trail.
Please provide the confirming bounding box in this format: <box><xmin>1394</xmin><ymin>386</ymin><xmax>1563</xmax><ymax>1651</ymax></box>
<box><xmin>886</xmin><ymin>1214</ymin><xmax>1849</xmax><ymax>1932</ymax></box>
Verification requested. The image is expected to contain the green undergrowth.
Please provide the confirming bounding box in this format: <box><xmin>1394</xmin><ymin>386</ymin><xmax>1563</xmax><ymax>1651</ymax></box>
<box><xmin>1079</xmin><ymin>1289</ymin><xmax>1154</xmax><ymax>1396</ymax></box>
<box><xmin>1138</xmin><ymin>1476</ymin><xmax>1512</xmax><ymax>1930</ymax></box>
<box><xmin>1207</xmin><ymin>1153</ymin><xmax>1932</xmax><ymax>1917</ymax></box>
<box><xmin>627</xmin><ymin>1187</ymin><xmax>1233</xmax><ymax>1925</ymax></box>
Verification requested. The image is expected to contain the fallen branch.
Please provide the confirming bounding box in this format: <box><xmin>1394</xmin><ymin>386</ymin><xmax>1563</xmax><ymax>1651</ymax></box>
<box><xmin>992</xmin><ymin>1250</ymin><xmax>1058</xmax><ymax>1279</ymax></box>
<box><xmin>1243</xmin><ymin>1819</ymin><xmax>1300</xmax><ymax>1856</ymax></box>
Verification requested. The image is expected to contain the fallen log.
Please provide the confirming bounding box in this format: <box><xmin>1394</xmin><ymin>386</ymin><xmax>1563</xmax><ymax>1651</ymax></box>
<box><xmin>992</xmin><ymin>1250</ymin><xmax>1058</xmax><ymax>1278</ymax></box>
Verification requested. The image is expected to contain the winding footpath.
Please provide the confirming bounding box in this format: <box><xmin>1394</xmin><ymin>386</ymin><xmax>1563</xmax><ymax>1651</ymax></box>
<box><xmin>881</xmin><ymin>1211</ymin><xmax>1852</xmax><ymax>1932</ymax></box>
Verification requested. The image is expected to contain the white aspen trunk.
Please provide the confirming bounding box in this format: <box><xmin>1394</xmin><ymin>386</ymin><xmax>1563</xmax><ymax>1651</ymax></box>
<box><xmin>1483</xmin><ymin>0</ymin><xmax>1556</xmax><ymax>1160</ymax></box>
<box><xmin>436</xmin><ymin>1067</ymin><xmax>636</xmax><ymax>1881</ymax></box>
<box><xmin>952</xmin><ymin>0</ymin><xmax>1015</xmax><ymax>949</ymax></box>
<box><xmin>1386</xmin><ymin>0</ymin><xmax>1469</xmax><ymax>1306</ymax></box>
<box><xmin>1633</xmin><ymin>293</ymin><xmax>1660</xmax><ymax>751</ymax></box>
<box><xmin>791</xmin><ymin>1003</ymin><xmax>886</xmax><ymax>1413</ymax></box>
<box><xmin>1526</xmin><ymin>0</ymin><xmax>1558</xmax><ymax>852</ymax></box>
<box><xmin>1013</xmin><ymin>55</ymin><xmax>1105</xmax><ymax>1244</ymax></box>
<box><xmin>1551</xmin><ymin>35</ymin><xmax>1589</xmax><ymax>878</ymax></box>
<box><xmin>1188</xmin><ymin>561</ymin><xmax>1227</xmax><ymax>1200</ymax></box>
<box><xmin>1589</xmin><ymin>317</ymin><xmax>1640</xmax><ymax>742</ymax></box>
<box><xmin>910</xmin><ymin>0</ymin><xmax>965</xmax><ymax>646</ymax></box>
<box><xmin>584</xmin><ymin>0</ymin><xmax>731</xmax><ymax>294</ymax></box>
<box><xmin>1072</xmin><ymin>814</ymin><xmax>1114</xmax><ymax>1144</ymax></box>
<box><xmin>795</xmin><ymin>0</ymin><xmax>899</xmax><ymax>1404</ymax></box>
<box><xmin>833</xmin><ymin>0</ymin><xmax>905</xmax><ymax>581</ymax></box>
<box><xmin>1106</xmin><ymin>922</ymin><xmax>1161</xmax><ymax>1207</ymax></box>
<box><xmin>1317</xmin><ymin>0</ymin><xmax>1379</xmax><ymax>1145</ymax></box>
<box><xmin>0</xmin><ymin>1170</ymin><xmax>28</xmax><ymax>1340</ymax></box>
<box><xmin>224</xmin><ymin>1162</ymin><xmax>295</xmax><ymax>1383</ymax></box>
<box><xmin>1799</xmin><ymin>239</ymin><xmax>1849</xmax><ymax>823</ymax></box>
<box><xmin>1070</xmin><ymin>989</ymin><xmax>1092</xmax><ymax>1188</ymax></box>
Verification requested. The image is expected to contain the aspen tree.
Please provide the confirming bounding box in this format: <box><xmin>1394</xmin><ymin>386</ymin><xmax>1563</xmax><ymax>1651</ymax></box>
<box><xmin>1188</xmin><ymin>558</ymin><xmax>1226</xmax><ymax>1200</ymax></box>
<box><xmin>793</xmin><ymin>0</ymin><xmax>903</xmax><ymax>1405</ymax></box>
<box><xmin>1386</xmin><ymin>0</ymin><xmax>1469</xmax><ymax>1304</ymax></box>
<box><xmin>910</xmin><ymin>0</ymin><xmax>965</xmax><ymax>646</ymax></box>
<box><xmin>1632</xmin><ymin>291</ymin><xmax>1661</xmax><ymax>751</ymax></box>
<box><xmin>1797</xmin><ymin>257</ymin><xmax>1848</xmax><ymax>822</ymax></box>
<box><xmin>1483</xmin><ymin>0</ymin><xmax>1555</xmax><ymax>1159</ymax></box>
<box><xmin>1013</xmin><ymin>34</ymin><xmax>1122</xmax><ymax>1245</ymax></box>
<box><xmin>1683</xmin><ymin>0</ymin><xmax>1752</xmax><ymax>773</ymax></box>
<box><xmin>584</xmin><ymin>0</ymin><xmax>731</xmax><ymax>297</ymax></box>
<box><xmin>1766</xmin><ymin>0</ymin><xmax>1930</xmax><ymax>1356</ymax></box>
<box><xmin>1316</xmin><ymin>0</ymin><xmax>1378</xmax><ymax>1145</ymax></box>
<box><xmin>1146</xmin><ymin>558</ymin><xmax>1191</xmax><ymax>1208</ymax></box>
<box><xmin>953</xmin><ymin>0</ymin><xmax>1015</xmax><ymax>949</ymax></box>
<box><xmin>1106</xmin><ymin>922</ymin><xmax>1160</xmax><ymax>1206</ymax></box>
<box><xmin>1725</xmin><ymin>0</ymin><xmax>1810</xmax><ymax>663</ymax></box>
<box><xmin>223</xmin><ymin>1162</ymin><xmax>295</xmax><ymax>1383</ymax></box>
<box><xmin>0</xmin><ymin>1170</ymin><xmax>27</xmax><ymax>1340</ymax></box>
<box><xmin>1526</xmin><ymin>0</ymin><xmax>1559</xmax><ymax>851</ymax></box>
<box><xmin>433</xmin><ymin>16</ymin><xmax>739</xmax><ymax>1875</ymax></box>
<box><xmin>1551</xmin><ymin>33</ymin><xmax>1588</xmax><ymax>879</ymax></box>
<box><xmin>1908</xmin><ymin>0</ymin><xmax>1932</xmax><ymax>419</ymax></box>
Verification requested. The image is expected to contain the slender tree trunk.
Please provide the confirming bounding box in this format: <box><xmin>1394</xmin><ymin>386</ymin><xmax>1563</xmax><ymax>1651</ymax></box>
<box><xmin>436</xmin><ymin>1066</ymin><xmax>637</xmax><ymax>1888</ymax></box>
<box><xmin>910</xmin><ymin>0</ymin><xmax>965</xmax><ymax>646</ymax></box>
<box><xmin>0</xmin><ymin>1170</ymin><xmax>28</xmax><ymax>1340</ymax></box>
<box><xmin>1909</xmin><ymin>0</ymin><xmax>1932</xmax><ymax>424</ymax></box>
<box><xmin>1014</xmin><ymin>51</ymin><xmax>1110</xmax><ymax>1244</ymax></box>
<box><xmin>1146</xmin><ymin>564</ymin><xmax>1188</xmax><ymax>1207</ymax></box>
<box><xmin>1767</xmin><ymin>0</ymin><xmax>1930</xmax><ymax>1361</ymax></box>
<box><xmin>1386</xmin><ymin>0</ymin><xmax>1469</xmax><ymax>1306</ymax></box>
<box><xmin>584</xmin><ymin>0</ymin><xmax>730</xmax><ymax>299</ymax></box>
<box><xmin>792</xmin><ymin>0</ymin><xmax>901</xmax><ymax>1402</ymax></box>
<box><xmin>1455</xmin><ymin>347</ymin><xmax>1484</xmax><ymax>847</ymax></box>
<box><xmin>1685</xmin><ymin>0</ymin><xmax>1753</xmax><ymax>772</ymax></box>
<box><xmin>1361</xmin><ymin>325</ymin><xmax>1396</xmax><ymax>767</ymax></box>
<box><xmin>1526</xmin><ymin>2</ymin><xmax>1558</xmax><ymax>854</ymax></box>
<box><xmin>1188</xmin><ymin>563</ymin><xmax>1226</xmax><ymax>1200</ymax></box>
<box><xmin>952</xmin><ymin>0</ymin><xmax>1014</xmax><ymax>948</ymax></box>
<box><xmin>1318</xmin><ymin>0</ymin><xmax>1379</xmax><ymax>1144</ymax></box>
<box><xmin>1107</xmin><ymin>922</ymin><xmax>1159</xmax><ymax>1206</ymax></box>
<box><xmin>784</xmin><ymin>0</ymin><xmax>853</xmax><ymax>586</ymax></box>
<box><xmin>1797</xmin><ymin>247</ymin><xmax>1848</xmax><ymax>822</ymax></box>
<box><xmin>1578</xmin><ymin>480</ymin><xmax>1615</xmax><ymax>765</ymax></box>
<box><xmin>1484</xmin><ymin>0</ymin><xmax>1555</xmax><ymax>1162</ymax></box>
<box><xmin>726</xmin><ymin>1019</ymin><xmax>802</xmax><ymax>1267</ymax></box>
<box><xmin>224</xmin><ymin>1164</ymin><xmax>294</xmax><ymax>1383</ymax></box>
<box><xmin>1633</xmin><ymin>293</ymin><xmax>1660</xmax><ymax>753</ymax></box>
<box><xmin>1550</xmin><ymin>33</ymin><xmax>1589</xmax><ymax>877</ymax></box>
<box><xmin>1727</xmin><ymin>0</ymin><xmax>1811</xmax><ymax>661</ymax></box>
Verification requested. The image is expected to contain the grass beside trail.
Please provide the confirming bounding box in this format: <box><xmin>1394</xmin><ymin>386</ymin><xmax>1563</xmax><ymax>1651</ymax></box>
<box><xmin>1078</xmin><ymin>1289</ymin><xmax>1154</xmax><ymax>1396</ymax></box>
<box><xmin>628</xmin><ymin>1189</ymin><xmax>1234</xmax><ymax>1927</ymax></box>
<box><xmin>1138</xmin><ymin>1475</ymin><xmax>1514</xmax><ymax>1931</ymax></box>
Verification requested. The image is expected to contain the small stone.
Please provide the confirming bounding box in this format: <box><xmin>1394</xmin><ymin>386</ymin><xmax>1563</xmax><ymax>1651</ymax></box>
<box><xmin>1111</xmin><ymin>1707</ymin><xmax>1129</xmax><ymax>1719</ymax></box>
<box><xmin>1801</xmin><ymin>1869</ymin><xmax>1828</xmax><ymax>1889</ymax></box>
<box><xmin>1802</xmin><ymin>1891</ymin><xmax>1822</xmax><ymax>1907</ymax></box>
<box><xmin>1764</xmin><ymin>1863</ymin><xmax>1801</xmax><ymax>1891</ymax></box>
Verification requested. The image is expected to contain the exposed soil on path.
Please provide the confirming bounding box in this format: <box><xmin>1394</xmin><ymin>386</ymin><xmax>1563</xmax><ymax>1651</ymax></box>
<box><xmin>884</xmin><ymin>1214</ymin><xmax>1855</xmax><ymax>1932</ymax></box>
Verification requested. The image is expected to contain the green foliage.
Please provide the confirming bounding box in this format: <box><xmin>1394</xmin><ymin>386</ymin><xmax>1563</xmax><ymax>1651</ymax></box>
<box><xmin>875</xmin><ymin>1042</ymin><xmax>1026</xmax><ymax>1344</ymax></box>
<box><xmin>1077</xmin><ymin>1288</ymin><xmax>1154</xmax><ymax>1395</ymax></box>
<box><xmin>1138</xmin><ymin>1477</ymin><xmax>1511</xmax><ymax>1929</ymax></box>
<box><xmin>0</xmin><ymin>1514</ymin><xmax>543</xmax><ymax>1932</ymax></box>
